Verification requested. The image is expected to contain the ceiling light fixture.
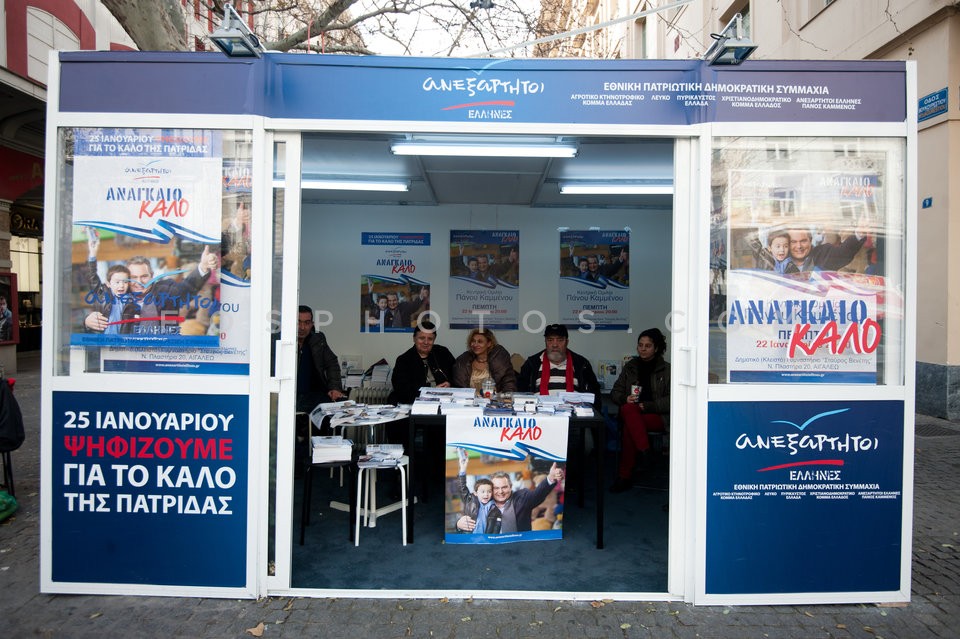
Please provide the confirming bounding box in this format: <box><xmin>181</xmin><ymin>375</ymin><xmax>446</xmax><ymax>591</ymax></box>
<box><xmin>390</xmin><ymin>141</ymin><xmax>578</xmax><ymax>158</ymax></box>
<box><xmin>559</xmin><ymin>181</ymin><xmax>674</xmax><ymax>195</ymax></box>
<box><xmin>703</xmin><ymin>13</ymin><xmax>757</xmax><ymax>66</ymax></box>
<box><xmin>300</xmin><ymin>179</ymin><xmax>409</xmax><ymax>192</ymax></box>
<box><xmin>209</xmin><ymin>3</ymin><xmax>265</xmax><ymax>58</ymax></box>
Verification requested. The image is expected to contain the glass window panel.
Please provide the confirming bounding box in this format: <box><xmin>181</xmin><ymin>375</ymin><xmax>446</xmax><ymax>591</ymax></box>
<box><xmin>53</xmin><ymin>127</ymin><xmax>254</xmax><ymax>375</ymax></box>
<box><xmin>708</xmin><ymin>136</ymin><xmax>906</xmax><ymax>385</ymax></box>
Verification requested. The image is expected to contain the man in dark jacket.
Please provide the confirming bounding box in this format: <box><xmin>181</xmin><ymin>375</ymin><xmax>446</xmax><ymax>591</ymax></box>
<box><xmin>517</xmin><ymin>324</ymin><xmax>601</xmax><ymax>410</ymax></box>
<box><xmin>297</xmin><ymin>305</ymin><xmax>346</xmax><ymax>413</ymax></box>
<box><xmin>388</xmin><ymin>321</ymin><xmax>456</xmax><ymax>404</ymax></box>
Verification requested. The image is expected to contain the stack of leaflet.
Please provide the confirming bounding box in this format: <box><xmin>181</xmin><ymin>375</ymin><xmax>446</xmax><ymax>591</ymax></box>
<box><xmin>311</xmin><ymin>435</ymin><xmax>353</xmax><ymax>463</ymax></box>
<box><xmin>343</xmin><ymin>368</ymin><xmax>364</xmax><ymax>389</ymax></box>
<box><xmin>358</xmin><ymin>443</ymin><xmax>404</xmax><ymax>468</ymax></box>
<box><xmin>411</xmin><ymin>397</ymin><xmax>440</xmax><ymax>415</ymax></box>
<box><xmin>559</xmin><ymin>391</ymin><xmax>596</xmax><ymax>416</ymax></box>
<box><xmin>512</xmin><ymin>393</ymin><xmax>539</xmax><ymax>413</ymax></box>
<box><xmin>364</xmin><ymin>360</ymin><xmax>391</xmax><ymax>386</ymax></box>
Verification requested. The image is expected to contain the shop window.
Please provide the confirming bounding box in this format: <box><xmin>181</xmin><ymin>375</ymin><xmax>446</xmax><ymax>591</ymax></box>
<box><xmin>708</xmin><ymin>136</ymin><xmax>906</xmax><ymax>386</ymax></box>
<box><xmin>52</xmin><ymin>127</ymin><xmax>254</xmax><ymax>376</ymax></box>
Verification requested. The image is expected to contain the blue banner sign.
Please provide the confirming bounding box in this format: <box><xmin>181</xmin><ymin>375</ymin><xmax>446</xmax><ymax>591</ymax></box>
<box><xmin>50</xmin><ymin>391</ymin><xmax>249</xmax><ymax>587</ymax></box>
<box><xmin>706</xmin><ymin>400</ymin><xmax>903</xmax><ymax>594</ymax></box>
<box><xmin>59</xmin><ymin>53</ymin><xmax>907</xmax><ymax>125</ymax></box>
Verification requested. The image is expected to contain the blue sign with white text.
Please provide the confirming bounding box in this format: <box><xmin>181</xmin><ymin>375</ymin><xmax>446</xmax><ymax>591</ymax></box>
<box><xmin>51</xmin><ymin>391</ymin><xmax>249</xmax><ymax>587</ymax></box>
<box><xmin>58</xmin><ymin>53</ymin><xmax>908</xmax><ymax>126</ymax></box>
<box><xmin>706</xmin><ymin>400</ymin><xmax>903</xmax><ymax>594</ymax></box>
<box><xmin>918</xmin><ymin>88</ymin><xmax>948</xmax><ymax>122</ymax></box>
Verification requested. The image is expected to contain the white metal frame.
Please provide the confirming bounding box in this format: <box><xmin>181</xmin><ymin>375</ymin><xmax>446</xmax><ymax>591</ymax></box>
<box><xmin>40</xmin><ymin>50</ymin><xmax>916</xmax><ymax>605</ymax></box>
<box><xmin>691</xmin><ymin>70</ymin><xmax>918</xmax><ymax>604</ymax></box>
<box><xmin>261</xmin><ymin>120</ymin><xmax>695</xmax><ymax>603</ymax></box>
<box><xmin>40</xmin><ymin>55</ymin><xmax>263</xmax><ymax>599</ymax></box>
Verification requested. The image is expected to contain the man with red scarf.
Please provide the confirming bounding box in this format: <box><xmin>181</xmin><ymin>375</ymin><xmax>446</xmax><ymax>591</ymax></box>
<box><xmin>517</xmin><ymin>324</ymin><xmax>601</xmax><ymax>411</ymax></box>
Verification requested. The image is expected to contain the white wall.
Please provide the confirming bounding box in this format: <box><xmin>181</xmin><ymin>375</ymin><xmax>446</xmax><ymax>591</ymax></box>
<box><xmin>300</xmin><ymin>202</ymin><xmax>674</xmax><ymax>377</ymax></box>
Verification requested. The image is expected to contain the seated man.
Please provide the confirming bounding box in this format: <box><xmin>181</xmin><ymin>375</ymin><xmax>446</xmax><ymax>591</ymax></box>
<box><xmin>517</xmin><ymin>324</ymin><xmax>600</xmax><ymax>410</ymax></box>
<box><xmin>609</xmin><ymin>328</ymin><xmax>670</xmax><ymax>493</ymax></box>
<box><xmin>296</xmin><ymin>305</ymin><xmax>347</xmax><ymax>473</ymax></box>
<box><xmin>388</xmin><ymin>320</ymin><xmax>456</xmax><ymax>404</ymax></box>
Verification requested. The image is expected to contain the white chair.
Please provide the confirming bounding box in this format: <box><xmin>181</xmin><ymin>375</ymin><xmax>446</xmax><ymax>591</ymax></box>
<box><xmin>354</xmin><ymin>455</ymin><xmax>409</xmax><ymax>546</ymax></box>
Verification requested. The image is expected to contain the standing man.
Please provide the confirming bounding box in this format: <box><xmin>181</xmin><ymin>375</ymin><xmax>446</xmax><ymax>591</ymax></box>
<box><xmin>297</xmin><ymin>305</ymin><xmax>346</xmax><ymax>412</ymax></box>
<box><xmin>388</xmin><ymin>320</ymin><xmax>455</xmax><ymax>404</ymax></box>
<box><xmin>518</xmin><ymin>324</ymin><xmax>601</xmax><ymax>410</ymax></box>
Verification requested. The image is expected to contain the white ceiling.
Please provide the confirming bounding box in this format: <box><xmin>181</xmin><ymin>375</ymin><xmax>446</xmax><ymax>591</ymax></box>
<box><xmin>300</xmin><ymin>134</ymin><xmax>675</xmax><ymax>209</ymax></box>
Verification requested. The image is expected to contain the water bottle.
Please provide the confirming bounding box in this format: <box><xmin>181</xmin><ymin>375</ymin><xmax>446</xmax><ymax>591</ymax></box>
<box><xmin>482</xmin><ymin>378</ymin><xmax>495</xmax><ymax>399</ymax></box>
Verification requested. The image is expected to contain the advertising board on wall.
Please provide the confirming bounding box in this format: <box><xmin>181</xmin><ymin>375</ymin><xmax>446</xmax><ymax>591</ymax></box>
<box><xmin>360</xmin><ymin>232</ymin><xmax>432</xmax><ymax>332</ymax></box>
<box><xmin>559</xmin><ymin>230</ymin><xmax>630</xmax><ymax>330</ymax></box>
<box><xmin>449</xmin><ymin>230</ymin><xmax>519</xmax><ymax>330</ymax></box>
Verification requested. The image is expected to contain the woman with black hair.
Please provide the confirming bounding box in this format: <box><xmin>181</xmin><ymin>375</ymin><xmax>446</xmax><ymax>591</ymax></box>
<box><xmin>609</xmin><ymin>328</ymin><xmax>670</xmax><ymax>493</ymax></box>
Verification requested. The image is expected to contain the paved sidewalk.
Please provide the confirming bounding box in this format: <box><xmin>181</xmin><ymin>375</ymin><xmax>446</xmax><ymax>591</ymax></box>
<box><xmin>2</xmin><ymin>352</ymin><xmax>958</xmax><ymax>638</ymax></box>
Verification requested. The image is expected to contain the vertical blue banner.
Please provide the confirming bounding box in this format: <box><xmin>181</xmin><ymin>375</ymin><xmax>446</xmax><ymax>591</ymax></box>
<box><xmin>706</xmin><ymin>400</ymin><xmax>904</xmax><ymax>594</ymax></box>
<box><xmin>51</xmin><ymin>391</ymin><xmax>249</xmax><ymax>587</ymax></box>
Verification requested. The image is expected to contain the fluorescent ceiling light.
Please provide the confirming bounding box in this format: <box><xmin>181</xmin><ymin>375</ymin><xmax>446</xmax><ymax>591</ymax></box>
<box><xmin>391</xmin><ymin>142</ymin><xmax>578</xmax><ymax>158</ymax></box>
<box><xmin>559</xmin><ymin>182</ymin><xmax>674</xmax><ymax>195</ymax></box>
<box><xmin>301</xmin><ymin>179</ymin><xmax>409</xmax><ymax>192</ymax></box>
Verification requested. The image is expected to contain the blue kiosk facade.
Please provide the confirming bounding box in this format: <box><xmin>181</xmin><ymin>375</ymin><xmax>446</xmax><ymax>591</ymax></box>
<box><xmin>41</xmin><ymin>52</ymin><xmax>916</xmax><ymax>604</ymax></box>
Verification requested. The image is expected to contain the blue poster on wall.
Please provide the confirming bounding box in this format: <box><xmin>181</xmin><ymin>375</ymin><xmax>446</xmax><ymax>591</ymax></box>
<box><xmin>50</xmin><ymin>391</ymin><xmax>249</xmax><ymax>587</ymax></box>
<box><xmin>706</xmin><ymin>400</ymin><xmax>904</xmax><ymax>594</ymax></box>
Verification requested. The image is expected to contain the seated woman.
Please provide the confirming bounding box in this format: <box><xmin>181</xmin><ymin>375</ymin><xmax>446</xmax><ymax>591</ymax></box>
<box><xmin>451</xmin><ymin>328</ymin><xmax>517</xmax><ymax>394</ymax></box>
<box><xmin>609</xmin><ymin>328</ymin><xmax>670</xmax><ymax>493</ymax></box>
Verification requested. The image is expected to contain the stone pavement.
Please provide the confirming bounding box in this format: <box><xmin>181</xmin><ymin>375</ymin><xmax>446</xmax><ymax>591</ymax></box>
<box><xmin>2</xmin><ymin>351</ymin><xmax>958</xmax><ymax>638</ymax></box>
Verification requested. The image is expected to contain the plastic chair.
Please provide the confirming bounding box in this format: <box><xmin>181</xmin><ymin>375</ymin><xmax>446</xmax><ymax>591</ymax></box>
<box><xmin>355</xmin><ymin>455</ymin><xmax>409</xmax><ymax>546</ymax></box>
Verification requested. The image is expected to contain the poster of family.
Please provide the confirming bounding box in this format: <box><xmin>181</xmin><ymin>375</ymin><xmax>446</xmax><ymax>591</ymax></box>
<box><xmin>444</xmin><ymin>414</ymin><xmax>568</xmax><ymax>545</ymax></box>
<box><xmin>70</xmin><ymin>127</ymin><xmax>223</xmax><ymax>350</ymax></box>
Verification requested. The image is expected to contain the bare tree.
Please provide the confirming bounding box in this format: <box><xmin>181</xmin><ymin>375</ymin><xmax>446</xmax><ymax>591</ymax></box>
<box><xmin>101</xmin><ymin>0</ymin><xmax>190</xmax><ymax>51</ymax></box>
<box><xmin>102</xmin><ymin>0</ymin><xmax>572</xmax><ymax>58</ymax></box>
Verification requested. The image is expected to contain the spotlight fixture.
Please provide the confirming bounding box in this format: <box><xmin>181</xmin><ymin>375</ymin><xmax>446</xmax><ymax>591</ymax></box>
<box><xmin>703</xmin><ymin>13</ymin><xmax>757</xmax><ymax>66</ymax></box>
<box><xmin>209</xmin><ymin>3</ymin><xmax>265</xmax><ymax>58</ymax></box>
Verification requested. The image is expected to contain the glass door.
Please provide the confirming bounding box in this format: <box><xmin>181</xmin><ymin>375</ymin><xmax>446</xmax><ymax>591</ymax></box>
<box><xmin>264</xmin><ymin>132</ymin><xmax>303</xmax><ymax>592</ymax></box>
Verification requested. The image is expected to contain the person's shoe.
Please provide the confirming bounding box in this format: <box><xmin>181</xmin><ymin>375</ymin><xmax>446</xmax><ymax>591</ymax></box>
<box><xmin>609</xmin><ymin>477</ymin><xmax>633</xmax><ymax>493</ymax></box>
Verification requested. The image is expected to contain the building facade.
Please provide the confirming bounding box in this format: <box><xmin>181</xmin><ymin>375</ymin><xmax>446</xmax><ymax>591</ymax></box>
<box><xmin>586</xmin><ymin>0</ymin><xmax>957</xmax><ymax>417</ymax></box>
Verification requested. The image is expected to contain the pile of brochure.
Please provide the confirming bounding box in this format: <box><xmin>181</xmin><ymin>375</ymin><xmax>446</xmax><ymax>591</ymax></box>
<box><xmin>358</xmin><ymin>443</ymin><xmax>404</xmax><ymax>468</ymax></box>
<box><xmin>407</xmin><ymin>387</ymin><xmax>596</xmax><ymax>417</ymax></box>
<box><xmin>311</xmin><ymin>435</ymin><xmax>353</xmax><ymax>464</ymax></box>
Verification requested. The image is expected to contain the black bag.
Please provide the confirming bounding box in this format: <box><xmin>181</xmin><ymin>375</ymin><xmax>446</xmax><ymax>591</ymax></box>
<box><xmin>0</xmin><ymin>379</ymin><xmax>24</xmax><ymax>452</ymax></box>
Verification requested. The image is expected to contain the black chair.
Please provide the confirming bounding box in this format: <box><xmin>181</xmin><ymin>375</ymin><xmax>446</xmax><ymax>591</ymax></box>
<box><xmin>300</xmin><ymin>458</ymin><xmax>356</xmax><ymax>545</ymax></box>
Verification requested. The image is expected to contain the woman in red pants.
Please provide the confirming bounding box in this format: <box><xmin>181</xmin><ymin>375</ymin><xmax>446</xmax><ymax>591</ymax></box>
<box><xmin>609</xmin><ymin>328</ymin><xmax>670</xmax><ymax>493</ymax></box>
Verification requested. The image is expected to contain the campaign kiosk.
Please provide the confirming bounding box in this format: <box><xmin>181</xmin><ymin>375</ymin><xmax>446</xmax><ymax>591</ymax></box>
<box><xmin>41</xmin><ymin>51</ymin><xmax>916</xmax><ymax>604</ymax></box>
